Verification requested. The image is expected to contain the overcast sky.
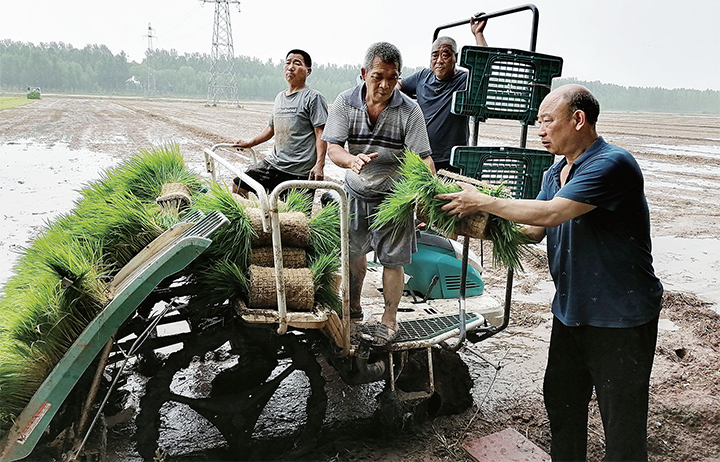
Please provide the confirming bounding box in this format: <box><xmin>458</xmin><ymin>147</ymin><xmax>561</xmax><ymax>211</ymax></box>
<box><xmin>2</xmin><ymin>0</ymin><xmax>719</xmax><ymax>91</ymax></box>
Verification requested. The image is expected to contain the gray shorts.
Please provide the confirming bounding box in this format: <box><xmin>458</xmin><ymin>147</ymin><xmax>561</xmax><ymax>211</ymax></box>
<box><xmin>348</xmin><ymin>191</ymin><xmax>416</xmax><ymax>267</ymax></box>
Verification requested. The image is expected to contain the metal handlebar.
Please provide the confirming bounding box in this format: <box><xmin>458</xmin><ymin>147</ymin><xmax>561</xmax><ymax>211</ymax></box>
<box><xmin>267</xmin><ymin>181</ymin><xmax>350</xmax><ymax>355</ymax></box>
<box><xmin>433</xmin><ymin>3</ymin><xmax>540</xmax><ymax>52</ymax></box>
<box><xmin>204</xmin><ymin>143</ymin><xmax>271</xmax><ymax>232</ymax></box>
<box><xmin>202</xmin><ymin>144</ymin><xmax>352</xmax><ymax>353</ymax></box>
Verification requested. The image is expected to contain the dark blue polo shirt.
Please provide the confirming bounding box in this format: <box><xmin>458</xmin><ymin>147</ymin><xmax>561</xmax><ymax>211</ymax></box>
<box><xmin>400</xmin><ymin>68</ymin><xmax>469</xmax><ymax>163</ymax></box>
<box><xmin>537</xmin><ymin>137</ymin><xmax>663</xmax><ymax>327</ymax></box>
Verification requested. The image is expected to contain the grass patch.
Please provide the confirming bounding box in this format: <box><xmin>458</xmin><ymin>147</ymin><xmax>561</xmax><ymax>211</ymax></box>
<box><xmin>0</xmin><ymin>97</ymin><xmax>36</xmax><ymax>110</ymax></box>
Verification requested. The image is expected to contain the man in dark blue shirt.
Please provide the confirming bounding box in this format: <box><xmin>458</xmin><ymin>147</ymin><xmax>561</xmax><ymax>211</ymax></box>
<box><xmin>436</xmin><ymin>84</ymin><xmax>663</xmax><ymax>461</ymax></box>
<box><xmin>397</xmin><ymin>15</ymin><xmax>488</xmax><ymax>172</ymax></box>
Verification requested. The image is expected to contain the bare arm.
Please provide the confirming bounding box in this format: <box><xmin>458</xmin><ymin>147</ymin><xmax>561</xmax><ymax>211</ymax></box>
<box><xmin>422</xmin><ymin>155</ymin><xmax>436</xmax><ymax>175</ymax></box>
<box><xmin>233</xmin><ymin>125</ymin><xmax>273</xmax><ymax>149</ymax></box>
<box><xmin>522</xmin><ymin>225</ymin><xmax>547</xmax><ymax>243</ymax></box>
<box><xmin>435</xmin><ymin>182</ymin><xmax>596</xmax><ymax>227</ymax></box>
<box><xmin>308</xmin><ymin>125</ymin><xmax>327</xmax><ymax>181</ymax></box>
<box><xmin>471</xmin><ymin>13</ymin><xmax>488</xmax><ymax>47</ymax></box>
<box><xmin>327</xmin><ymin>143</ymin><xmax>379</xmax><ymax>174</ymax></box>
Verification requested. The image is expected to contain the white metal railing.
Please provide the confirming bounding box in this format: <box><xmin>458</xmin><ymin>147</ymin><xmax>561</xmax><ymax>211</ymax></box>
<box><xmin>202</xmin><ymin>144</ymin><xmax>351</xmax><ymax>352</ymax></box>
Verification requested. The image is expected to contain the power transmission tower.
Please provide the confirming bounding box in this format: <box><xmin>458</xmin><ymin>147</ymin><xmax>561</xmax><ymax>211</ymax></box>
<box><xmin>144</xmin><ymin>23</ymin><xmax>157</xmax><ymax>95</ymax></box>
<box><xmin>201</xmin><ymin>0</ymin><xmax>240</xmax><ymax>106</ymax></box>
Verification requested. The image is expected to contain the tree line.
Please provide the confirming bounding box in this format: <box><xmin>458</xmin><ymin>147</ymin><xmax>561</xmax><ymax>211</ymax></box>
<box><xmin>1</xmin><ymin>39</ymin><xmax>718</xmax><ymax>114</ymax></box>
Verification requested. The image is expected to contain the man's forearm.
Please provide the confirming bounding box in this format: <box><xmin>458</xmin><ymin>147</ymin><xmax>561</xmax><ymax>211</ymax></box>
<box><xmin>327</xmin><ymin>143</ymin><xmax>354</xmax><ymax>169</ymax></box>
<box><xmin>422</xmin><ymin>155</ymin><xmax>436</xmax><ymax>174</ymax></box>
<box><xmin>477</xmin><ymin>196</ymin><xmax>595</xmax><ymax>228</ymax></box>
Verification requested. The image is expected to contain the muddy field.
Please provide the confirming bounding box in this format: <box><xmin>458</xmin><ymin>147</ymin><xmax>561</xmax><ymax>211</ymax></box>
<box><xmin>1</xmin><ymin>95</ymin><xmax>719</xmax><ymax>461</ymax></box>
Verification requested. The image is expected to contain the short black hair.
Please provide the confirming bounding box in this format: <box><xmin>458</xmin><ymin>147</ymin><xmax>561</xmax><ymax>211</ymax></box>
<box><xmin>286</xmin><ymin>49</ymin><xmax>312</xmax><ymax>68</ymax></box>
<box><xmin>568</xmin><ymin>90</ymin><xmax>600</xmax><ymax>126</ymax></box>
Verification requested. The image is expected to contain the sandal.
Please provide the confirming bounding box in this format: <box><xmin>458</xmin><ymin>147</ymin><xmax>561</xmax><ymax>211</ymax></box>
<box><xmin>350</xmin><ymin>308</ymin><xmax>364</xmax><ymax>322</ymax></box>
<box><xmin>363</xmin><ymin>322</ymin><xmax>398</xmax><ymax>347</ymax></box>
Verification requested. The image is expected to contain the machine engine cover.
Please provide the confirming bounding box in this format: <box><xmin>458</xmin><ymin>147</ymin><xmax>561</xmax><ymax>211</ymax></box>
<box><xmin>404</xmin><ymin>243</ymin><xmax>484</xmax><ymax>299</ymax></box>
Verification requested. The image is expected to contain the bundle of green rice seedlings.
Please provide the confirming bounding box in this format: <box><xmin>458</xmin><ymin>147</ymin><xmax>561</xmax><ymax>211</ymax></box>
<box><xmin>183</xmin><ymin>259</ymin><xmax>249</xmax><ymax>314</ymax></box>
<box><xmin>98</xmin><ymin>195</ymin><xmax>167</xmax><ymax>270</ymax></box>
<box><xmin>278</xmin><ymin>189</ymin><xmax>313</xmax><ymax>215</ymax></box>
<box><xmin>72</xmin><ymin>145</ymin><xmax>202</xmax><ymax>212</ymax></box>
<box><xmin>0</xmin><ymin>339</ymin><xmax>40</xmax><ymax>437</ymax></box>
<box><xmin>177</xmin><ymin>183</ymin><xmax>255</xmax><ymax>312</ymax></box>
<box><xmin>371</xmin><ymin>150</ymin><xmax>534</xmax><ymax>272</ymax></box>
<box><xmin>309</xmin><ymin>253</ymin><xmax>341</xmax><ymax>313</ymax></box>
<box><xmin>0</xmin><ymin>229</ymin><xmax>109</xmax><ymax>439</ymax></box>
<box><xmin>308</xmin><ymin>201</ymin><xmax>340</xmax><ymax>258</ymax></box>
<box><xmin>110</xmin><ymin>144</ymin><xmax>203</xmax><ymax>203</ymax></box>
<box><xmin>22</xmin><ymin>238</ymin><xmax>108</xmax><ymax>365</ymax></box>
<box><xmin>156</xmin><ymin>182</ymin><xmax>192</xmax><ymax>212</ymax></box>
<box><xmin>191</xmin><ymin>182</ymin><xmax>254</xmax><ymax>266</ymax></box>
<box><xmin>59</xmin><ymin>151</ymin><xmax>193</xmax><ymax>271</ymax></box>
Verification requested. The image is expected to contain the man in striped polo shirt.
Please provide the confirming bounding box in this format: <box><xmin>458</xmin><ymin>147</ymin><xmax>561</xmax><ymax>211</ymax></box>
<box><xmin>323</xmin><ymin>42</ymin><xmax>434</xmax><ymax>346</ymax></box>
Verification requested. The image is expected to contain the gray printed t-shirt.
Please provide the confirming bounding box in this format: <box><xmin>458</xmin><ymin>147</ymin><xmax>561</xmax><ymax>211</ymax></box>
<box><xmin>322</xmin><ymin>84</ymin><xmax>432</xmax><ymax>200</ymax></box>
<box><xmin>266</xmin><ymin>86</ymin><xmax>328</xmax><ymax>176</ymax></box>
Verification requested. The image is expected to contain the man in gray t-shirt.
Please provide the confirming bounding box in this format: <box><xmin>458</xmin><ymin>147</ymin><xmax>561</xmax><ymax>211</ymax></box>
<box><xmin>233</xmin><ymin>49</ymin><xmax>328</xmax><ymax>196</ymax></box>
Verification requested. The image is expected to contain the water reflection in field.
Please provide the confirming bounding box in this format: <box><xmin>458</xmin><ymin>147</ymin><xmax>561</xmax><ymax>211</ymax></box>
<box><xmin>0</xmin><ymin>141</ymin><xmax>116</xmax><ymax>287</ymax></box>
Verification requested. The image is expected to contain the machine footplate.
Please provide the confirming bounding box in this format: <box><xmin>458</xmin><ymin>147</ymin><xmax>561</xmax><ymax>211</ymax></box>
<box><xmin>395</xmin><ymin>312</ymin><xmax>478</xmax><ymax>342</ymax></box>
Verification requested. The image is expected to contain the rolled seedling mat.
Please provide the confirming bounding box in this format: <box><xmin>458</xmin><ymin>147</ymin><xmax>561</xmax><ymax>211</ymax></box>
<box><xmin>232</xmin><ymin>194</ymin><xmax>254</xmax><ymax>208</ymax></box>
<box><xmin>246</xmin><ymin>207</ymin><xmax>311</xmax><ymax>248</ymax></box>
<box><xmin>249</xmin><ymin>246</ymin><xmax>307</xmax><ymax>268</ymax></box>
<box><xmin>435</xmin><ymin>169</ymin><xmax>494</xmax><ymax>239</ymax></box>
<box><xmin>248</xmin><ymin>265</ymin><xmax>315</xmax><ymax>311</ymax></box>
<box><xmin>156</xmin><ymin>182</ymin><xmax>191</xmax><ymax>209</ymax></box>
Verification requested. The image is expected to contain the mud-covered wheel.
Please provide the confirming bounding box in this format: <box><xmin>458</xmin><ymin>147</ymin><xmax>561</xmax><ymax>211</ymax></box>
<box><xmin>134</xmin><ymin>321</ymin><xmax>327</xmax><ymax>461</ymax></box>
<box><xmin>376</xmin><ymin>347</ymin><xmax>473</xmax><ymax>428</ymax></box>
<box><xmin>425</xmin><ymin>347</ymin><xmax>474</xmax><ymax>417</ymax></box>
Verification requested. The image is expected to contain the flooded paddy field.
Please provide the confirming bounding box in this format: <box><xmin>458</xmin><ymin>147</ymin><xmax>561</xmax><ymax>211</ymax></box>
<box><xmin>0</xmin><ymin>96</ymin><xmax>718</xmax><ymax>461</ymax></box>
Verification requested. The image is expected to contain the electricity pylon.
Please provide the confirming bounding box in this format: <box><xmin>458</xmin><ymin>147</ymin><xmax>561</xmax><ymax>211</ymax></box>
<box><xmin>144</xmin><ymin>23</ymin><xmax>156</xmax><ymax>95</ymax></box>
<box><xmin>201</xmin><ymin>0</ymin><xmax>240</xmax><ymax>106</ymax></box>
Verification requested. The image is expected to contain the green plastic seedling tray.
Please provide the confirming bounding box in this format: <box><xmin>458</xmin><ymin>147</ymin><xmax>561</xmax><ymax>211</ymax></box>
<box><xmin>452</xmin><ymin>46</ymin><xmax>563</xmax><ymax>124</ymax></box>
<box><xmin>450</xmin><ymin>146</ymin><xmax>556</xmax><ymax>199</ymax></box>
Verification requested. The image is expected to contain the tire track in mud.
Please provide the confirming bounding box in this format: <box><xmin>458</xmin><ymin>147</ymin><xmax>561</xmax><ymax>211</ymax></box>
<box><xmin>116</xmin><ymin>104</ymin><xmax>235</xmax><ymax>147</ymax></box>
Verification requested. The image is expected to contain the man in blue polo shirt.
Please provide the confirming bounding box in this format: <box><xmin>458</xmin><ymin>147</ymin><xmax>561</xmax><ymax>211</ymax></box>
<box><xmin>436</xmin><ymin>84</ymin><xmax>663</xmax><ymax>461</ymax></box>
<box><xmin>397</xmin><ymin>14</ymin><xmax>488</xmax><ymax>172</ymax></box>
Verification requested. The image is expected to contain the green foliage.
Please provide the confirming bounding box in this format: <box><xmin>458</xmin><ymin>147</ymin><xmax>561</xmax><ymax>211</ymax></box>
<box><xmin>0</xmin><ymin>96</ymin><xmax>35</xmax><ymax>110</ymax></box>
<box><xmin>2</xmin><ymin>39</ymin><xmax>716</xmax><ymax>111</ymax></box>
<box><xmin>191</xmin><ymin>182</ymin><xmax>254</xmax><ymax>265</ymax></box>
<box><xmin>278</xmin><ymin>189</ymin><xmax>313</xmax><ymax>215</ymax></box>
<box><xmin>0</xmin><ymin>39</ymin><xmax>415</xmax><ymax>103</ymax></box>
<box><xmin>26</xmin><ymin>91</ymin><xmax>40</xmax><ymax>99</ymax></box>
<box><xmin>372</xmin><ymin>150</ymin><xmax>534</xmax><ymax>271</ymax></box>
<box><xmin>185</xmin><ymin>259</ymin><xmax>249</xmax><ymax>313</ymax></box>
<box><xmin>111</xmin><ymin>145</ymin><xmax>204</xmax><ymax>202</ymax></box>
<box><xmin>0</xmin><ymin>145</ymin><xmax>195</xmax><ymax>439</ymax></box>
<box><xmin>554</xmin><ymin>78</ymin><xmax>720</xmax><ymax>114</ymax></box>
<box><xmin>0</xmin><ymin>142</ymin><xmax>346</xmax><ymax>439</ymax></box>
<box><xmin>309</xmin><ymin>253</ymin><xmax>341</xmax><ymax>312</ymax></box>
<box><xmin>309</xmin><ymin>201</ymin><xmax>341</xmax><ymax>258</ymax></box>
